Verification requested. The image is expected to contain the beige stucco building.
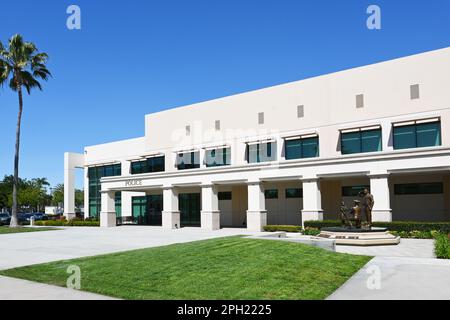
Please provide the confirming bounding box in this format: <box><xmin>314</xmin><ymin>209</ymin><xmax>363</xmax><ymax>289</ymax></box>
<box><xmin>65</xmin><ymin>47</ymin><xmax>450</xmax><ymax>230</ymax></box>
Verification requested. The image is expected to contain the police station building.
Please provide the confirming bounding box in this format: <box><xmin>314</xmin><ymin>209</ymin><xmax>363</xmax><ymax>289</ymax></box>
<box><xmin>64</xmin><ymin>47</ymin><xmax>450</xmax><ymax>231</ymax></box>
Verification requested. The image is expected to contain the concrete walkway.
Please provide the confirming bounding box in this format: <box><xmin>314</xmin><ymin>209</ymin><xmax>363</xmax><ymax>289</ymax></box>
<box><xmin>0</xmin><ymin>276</ymin><xmax>117</xmax><ymax>300</ymax></box>
<box><xmin>0</xmin><ymin>226</ymin><xmax>262</xmax><ymax>300</ymax></box>
<box><xmin>329</xmin><ymin>239</ymin><xmax>450</xmax><ymax>300</ymax></box>
<box><xmin>0</xmin><ymin>226</ymin><xmax>262</xmax><ymax>270</ymax></box>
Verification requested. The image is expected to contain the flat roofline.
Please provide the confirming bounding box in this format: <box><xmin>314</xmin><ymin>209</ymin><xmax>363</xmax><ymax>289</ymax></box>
<box><xmin>145</xmin><ymin>46</ymin><xmax>450</xmax><ymax>118</ymax></box>
<box><xmin>84</xmin><ymin>136</ymin><xmax>145</xmax><ymax>150</ymax></box>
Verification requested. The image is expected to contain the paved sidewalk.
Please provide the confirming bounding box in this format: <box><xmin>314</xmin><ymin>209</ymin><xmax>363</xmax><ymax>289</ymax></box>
<box><xmin>0</xmin><ymin>226</ymin><xmax>263</xmax><ymax>300</ymax></box>
<box><xmin>336</xmin><ymin>239</ymin><xmax>436</xmax><ymax>258</ymax></box>
<box><xmin>329</xmin><ymin>239</ymin><xmax>450</xmax><ymax>300</ymax></box>
<box><xmin>328</xmin><ymin>256</ymin><xmax>450</xmax><ymax>300</ymax></box>
<box><xmin>0</xmin><ymin>276</ymin><xmax>116</xmax><ymax>300</ymax></box>
<box><xmin>0</xmin><ymin>226</ymin><xmax>261</xmax><ymax>270</ymax></box>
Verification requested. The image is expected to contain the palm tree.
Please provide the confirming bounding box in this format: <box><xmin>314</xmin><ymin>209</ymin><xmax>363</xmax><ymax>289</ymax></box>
<box><xmin>0</xmin><ymin>34</ymin><xmax>51</xmax><ymax>227</ymax></box>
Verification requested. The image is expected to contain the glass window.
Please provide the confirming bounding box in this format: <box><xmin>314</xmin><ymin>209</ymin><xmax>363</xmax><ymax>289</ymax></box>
<box><xmin>176</xmin><ymin>152</ymin><xmax>200</xmax><ymax>170</ymax></box>
<box><xmin>342</xmin><ymin>186</ymin><xmax>369</xmax><ymax>197</ymax></box>
<box><xmin>247</xmin><ymin>142</ymin><xmax>277</xmax><ymax>163</ymax></box>
<box><xmin>394</xmin><ymin>183</ymin><xmax>443</xmax><ymax>195</ymax></box>
<box><xmin>218</xmin><ymin>192</ymin><xmax>232</xmax><ymax>201</ymax></box>
<box><xmin>285</xmin><ymin>139</ymin><xmax>302</xmax><ymax>160</ymax></box>
<box><xmin>115</xmin><ymin>192</ymin><xmax>122</xmax><ymax>217</ymax></box>
<box><xmin>341</xmin><ymin>129</ymin><xmax>382</xmax><ymax>155</ymax></box>
<box><xmin>248</xmin><ymin>144</ymin><xmax>259</xmax><ymax>163</ymax></box>
<box><xmin>131</xmin><ymin>156</ymin><xmax>165</xmax><ymax>174</ymax></box>
<box><xmin>265</xmin><ymin>189</ymin><xmax>278</xmax><ymax>199</ymax></box>
<box><xmin>88</xmin><ymin>164</ymin><xmax>121</xmax><ymax>218</ymax></box>
<box><xmin>361</xmin><ymin>130</ymin><xmax>382</xmax><ymax>153</ymax></box>
<box><xmin>302</xmin><ymin>137</ymin><xmax>319</xmax><ymax>158</ymax></box>
<box><xmin>394</xmin><ymin>121</ymin><xmax>441</xmax><ymax>150</ymax></box>
<box><xmin>393</xmin><ymin>125</ymin><xmax>416</xmax><ymax>150</ymax></box>
<box><xmin>286</xmin><ymin>188</ymin><xmax>303</xmax><ymax>199</ymax></box>
<box><xmin>206</xmin><ymin>148</ymin><xmax>231</xmax><ymax>167</ymax></box>
<box><xmin>285</xmin><ymin>137</ymin><xmax>319</xmax><ymax>160</ymax></box>
<box><xmin>149</xmin><ymin>156</ymin><xmax>165</xmax><ymax>172</ymax></box>
<box><xmin>131</xmin><ymin>161</ymin><xmax>143</xmax><ymax>174</ymax></box>
<box><xmin>416</xmin><ymin>122</ymin><xmax>441</xmax><ymax>148</ymax></box>
<box><xmin>105</xmin><ymin>165</ymin><xmax>114</xmax><ymax>177</ymax></box>
<box><xmin>341</xmin><ymin>132</ymin><xmax>362</xmax><ymax>154</ymax></box>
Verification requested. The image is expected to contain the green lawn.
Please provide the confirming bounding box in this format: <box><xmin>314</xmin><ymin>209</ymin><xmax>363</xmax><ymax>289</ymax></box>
<box><xmin>0</xmin><ymin>236</ymin><xmax>371</xmax><ymax>300</ymax></box>
<box><xmin>0</xmin><ymin>226</ymin><xmax>59</xmax><ymax>234</ymax></box>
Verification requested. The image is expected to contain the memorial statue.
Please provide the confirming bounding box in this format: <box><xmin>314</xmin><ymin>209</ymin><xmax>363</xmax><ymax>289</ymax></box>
<box><xmin>339</xmin><ymin>201</ymin><xmax>353</xmax><ymax>227</ymax></box>
<box><xmin>339</xmin><ymin>200</ymin><xmax>362</xmax><ymax>229</ymax></box>
<box><xmin>359</xmin><ymin>188</ymin><xmax>374</xmax><ymax>227</ymax></box>
<box><xmin>351</xmin><ymin>200</ymin><xmax>362</xmax><ymax>229</ymax></box>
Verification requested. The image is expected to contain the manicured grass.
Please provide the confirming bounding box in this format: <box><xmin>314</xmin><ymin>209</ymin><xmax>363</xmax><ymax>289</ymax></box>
<box><xmin>0</xmin><ymin>226</ymin><xmax>59</xmax><ymax>234</ymax></box>
<box><xmin>0</xmin><ymin>237</ymin><xmax>371</xmax><ymax>300</ymax></box>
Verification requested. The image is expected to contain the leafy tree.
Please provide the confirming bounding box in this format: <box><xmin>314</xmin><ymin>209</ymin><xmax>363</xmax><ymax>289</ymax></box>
<box><xmin>0</xmin><ymin>34</ymin><xmax>51</xmax><ymax>227</ymax></box>
<box><xmin>0</xmin><ymin>175</ymin><xmax>52</xmax><ymax>213</ymax></box>
<box><xmin>51</xmin><ymin>183</ymin><xmax>84</xmax><ymax>208</ymax></box>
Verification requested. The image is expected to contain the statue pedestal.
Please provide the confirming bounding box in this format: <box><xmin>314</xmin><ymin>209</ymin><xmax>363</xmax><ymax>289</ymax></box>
<box><xmin>318</xmin><ymin>227</ymin><xmax>400</xmax><ymax>246</ymax></box>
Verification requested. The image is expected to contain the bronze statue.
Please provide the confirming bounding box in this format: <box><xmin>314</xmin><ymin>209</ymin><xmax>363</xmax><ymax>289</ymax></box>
<box><xmin>339</xmin><ymin>202</ymin><xmax>353</xmax><ymax>227</ymax></box>
<box><xmin>339</xmin><ymin>200</ymin><xmax>362</xmax><ymax>229</ymax></box>
<box><xmin>351</xmin><ymin>200</ymin><xmax>362</xmax><ymax>229</ymax></box>
<box><xmin>359</xmin><ymin>188</ymin><xmax>374</xmax><ymax>227</ymax></box>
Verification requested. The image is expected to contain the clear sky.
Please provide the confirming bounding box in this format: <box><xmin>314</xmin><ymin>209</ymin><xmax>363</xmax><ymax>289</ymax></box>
<box><xmin>0</xmin><ymin>0</ymin><xmax>449</xmax><ymax>188</ymax></box>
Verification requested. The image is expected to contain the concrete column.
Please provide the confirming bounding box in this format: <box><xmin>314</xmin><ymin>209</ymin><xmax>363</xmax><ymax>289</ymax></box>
<box><xmin>63</xmin><ymin>152</ymin><xmax>84</xmax><ymax>220</ymax></box>
<box><xmin>301</xmin><ymin>177</ymin><xmax>323</xmax><ymax>227</ymax></box>
<box><xmin>246</xmin><ymin>181</ymin><xmax>267</xmax><ymax>231</ymax></box>
<box><xmin>369</xmin><ymin>172</ymin><xmax>392</xmax><ymax>222</ymax></box>
<box><xmin>64</xmin><ymin>166</ymin><xmax>76</xmax><ymax>220</ymax></box>
<box><xmin>201</xmin><ymin>184</ymin><xmax>220</xmax><ymax>231</ymax></box>
<box><xmin>100</xmin><ymin>190</ymin><xmax>116</xmax><ymax>227</ymax></box>
<box><xmin>162</xmin><ymin>186</ymin><xmax>180</xmax><ymax>229</ymax></box>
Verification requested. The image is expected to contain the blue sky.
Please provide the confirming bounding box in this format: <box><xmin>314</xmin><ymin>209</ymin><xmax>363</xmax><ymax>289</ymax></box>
<box><xmin>0</xmin><ymin>0</ymin><xmax>449</xmax><ymax>188</ymax></box>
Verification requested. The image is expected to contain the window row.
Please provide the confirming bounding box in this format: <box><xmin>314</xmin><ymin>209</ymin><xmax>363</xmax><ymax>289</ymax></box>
<box><xmin>125</xmin><ymin>119</ymin><xmax>441</xmax><ymax>174</ymax></box>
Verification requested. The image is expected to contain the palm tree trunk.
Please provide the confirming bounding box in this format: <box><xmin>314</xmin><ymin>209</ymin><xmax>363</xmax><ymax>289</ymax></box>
<box><xmin>10</xmin><ymin>87</ymin><xmax>23</xmax><ymax>228</ymax></box>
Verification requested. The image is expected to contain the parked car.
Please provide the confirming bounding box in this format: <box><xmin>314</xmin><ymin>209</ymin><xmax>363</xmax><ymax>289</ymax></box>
<box><xmin>0</xmin><ymin>213</ymin><xmax>11</xmax><ymax>226</ymax></box>
<box><xmin>31</xmin><ymin>213</ymin><xmax>48</xmax><ymax>221</ymax></box>
<box><xmin>17</xmin><ymin>213</ymin><xmax>33</xmax><ymax>224</ymax></box>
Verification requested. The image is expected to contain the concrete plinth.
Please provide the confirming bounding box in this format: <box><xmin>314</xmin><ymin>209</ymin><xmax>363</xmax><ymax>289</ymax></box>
<box><xmin>246</xmin><ymin>210</ymin><xmax>267</xmax><ymax>232</ymax></box>
<box><xmin>162</xmin><ymin>211</ymin><xmax>180</xmax><ymax>229</ymax></box>
<box><xmin>318</xmin><ymin>227</ymin><xmax>400</xmax><ymax>246</ymax></box>
<box><xmin>100</xmin><ymin>212</ymin><xmax>116</xmax><ymax>228</ymax></box>
<box><xmin>201</xmin><ymin>211</ymin><xmax>220</xmax><ymax>231</ymax></box>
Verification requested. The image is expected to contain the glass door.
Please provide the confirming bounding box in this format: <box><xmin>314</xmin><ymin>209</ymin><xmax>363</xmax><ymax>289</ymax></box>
<box><xmin>179</xmin><ymin>193</ymin><xmax>201</xmax><ymax>227</ymax></box>
<box><xmin>132</xmin><ymin>196</ymin><xmax>147</xmax><ymax>225</ymax></box>
<box><xmin>147</xmin><ymin>195</ymin><xmax>163</xmax><ymax>226</ymax></box>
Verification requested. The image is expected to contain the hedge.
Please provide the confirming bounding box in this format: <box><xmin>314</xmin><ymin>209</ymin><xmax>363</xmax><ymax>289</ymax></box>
<box><xmin>304</xmin><ymin>220</ymin><xmax>450</xmax><ymax>234</ymax></box>
<box><xmin>263</xmin><ymin>225</ymin><xmax>302</xmax><ymax>233</ymax></box>
<box><xmin>434</xmin><ymin>233</ymin><xmax>450</xmax><ymax>259</ymax></box>
<box><xmin>35</xmin><ymin>219</ymin><xmax>100</xmax><ymax>227</ymax></box>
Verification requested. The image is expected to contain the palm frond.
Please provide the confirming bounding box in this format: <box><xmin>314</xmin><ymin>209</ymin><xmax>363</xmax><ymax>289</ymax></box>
<box><xmin>20</xmin><ymin>70</ymin><xmax>42</xmax><ymax>93</ymax></box>
<box><xmin>0</xmin><ymin>34</ymin><xmax>50</xmax><ymax>93</ymax></box>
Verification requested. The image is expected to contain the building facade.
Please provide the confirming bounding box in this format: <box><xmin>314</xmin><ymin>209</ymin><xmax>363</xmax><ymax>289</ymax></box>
<box><xmin>64</xmin><ymin>47</ymin><xmax>450</xmax><ymax>230</ymax></box>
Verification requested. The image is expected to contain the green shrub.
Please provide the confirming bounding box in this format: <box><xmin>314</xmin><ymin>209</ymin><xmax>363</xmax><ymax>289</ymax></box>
<box><xmin>263</xmin><ymin>225</ymin><xmax>302</xmax><ymax>233</ymax></box>
<box><xmin>34</xmin><ymin>220</ymin><xmax>66</xmax><ymax>226</ymax></box>
<box><xmin>68</xmin><ymin>220</ymin><xmax>100</xmax><ymax>227</ymax></box>
<box><xmin>304</xmin><ymin>220</ymin><xmax>450</xmax><ymax>234</ymax></box>
<box><xmin>434</xmin><ymin>233</ymin><xmax>450</xmax><ymax>259</ymax></box>
<box><xmin>34</xmin><ymin>219</ymin><xmax>99</xmax><ymax>227</ymax></box>
<box><xmin>302</xmin><ymin>227</ymin><xmax>321</xmax><ymax>236</ymax></box>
